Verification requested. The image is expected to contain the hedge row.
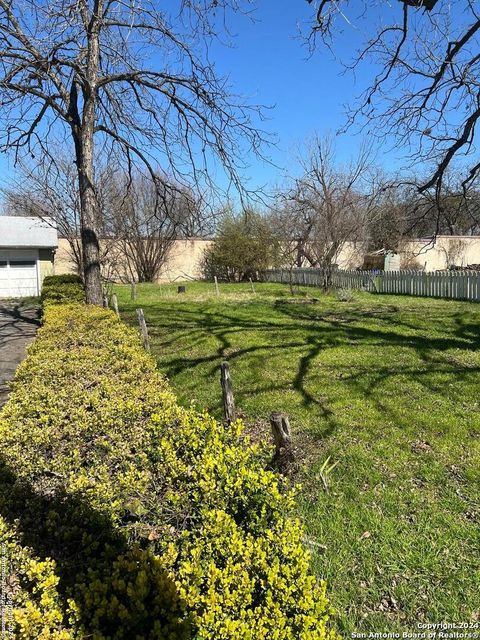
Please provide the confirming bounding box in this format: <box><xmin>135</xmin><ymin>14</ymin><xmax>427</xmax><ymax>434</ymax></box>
<box><xmin>41</xmin><ymin>274</ymin><xmax>84</xmax><ymax>306</ymax></box>
<box><xmin>0</xmin><ymin>303</ymin><xmax>337</xmax><ymax>639</ymax></box>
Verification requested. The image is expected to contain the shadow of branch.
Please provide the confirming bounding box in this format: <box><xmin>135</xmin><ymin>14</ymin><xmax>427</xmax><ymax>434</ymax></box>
<box><xmin>0</xmin><ymin>456</ymin><xmax>191</xmax><ymax>638</ymax></box>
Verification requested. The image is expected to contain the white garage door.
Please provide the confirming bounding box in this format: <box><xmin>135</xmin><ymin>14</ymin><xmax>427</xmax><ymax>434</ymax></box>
<box><xmin>0</xmin><ymin>250</ymin><xmax>39</xmax><ymax>298</ymax></box>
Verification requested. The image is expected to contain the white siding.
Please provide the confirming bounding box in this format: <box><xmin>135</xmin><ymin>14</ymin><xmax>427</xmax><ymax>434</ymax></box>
<box><xmin>0</xmin><ymin>250</ymin><xmax>39</xmax><ymax>297</ymax></box>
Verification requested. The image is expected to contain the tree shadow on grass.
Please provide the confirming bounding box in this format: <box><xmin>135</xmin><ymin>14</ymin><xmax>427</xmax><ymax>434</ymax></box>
<box><xmin>0</xmin><ymin>456</ymin><xmax>191</xmax><ymax>639</ymax></box>
<box><xmin>129</xmin><ymin>298</ymin><xmax>480</xmax><ymax>443</ymax></box>
<box><xmin>276</xmin><ymin>300</ymin><xmax>480</xmax><ymax>355</ymax></box>
<box><xmin>277</xmin><ymin>302</ymin><xmax>480</xmax><ymax>437</ymax></box>
<box><xmin>291</xmin><ymin>334</ymin><xmax>336</xmax><ymax>437</ymax></box>
<box><xmin>452</xmin><ymin>312</ymin><xmax>480</xmax><ymax>348</ymax></box>
<box><xmin>141</xmin><ymin>304</ymin><xmax>341</xmax><ymax>435</ymax></box>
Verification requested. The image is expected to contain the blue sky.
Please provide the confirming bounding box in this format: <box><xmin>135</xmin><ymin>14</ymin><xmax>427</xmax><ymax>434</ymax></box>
<box><xmin>0</xmin><ymin>1</ymin><xmax>408</xmax><ymax>197</ymax></box>
<box><xmin>206</xmin><ymin>1</ymin><xmax>404</xmax><ymax>191</ymax></box>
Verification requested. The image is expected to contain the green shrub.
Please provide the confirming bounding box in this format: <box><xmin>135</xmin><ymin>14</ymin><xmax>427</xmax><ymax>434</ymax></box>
<box><xmin>42</xmin><ymin>274</ymin><xmax>83</xmax><ymax>286</ymax></box>
<box><xmin>41</xmin><ymin>275</ymin><xmax>84</xmax><ymax>306</ymax></box>
<box><xmin>202</xmin><ymin>211</ymin><xmax>280</xmax><ymax>282</ymax></box>
<box><xmin>0</xmin><ymin>304</ymin><xmax>337</xmax><ymax>639</ymax></box>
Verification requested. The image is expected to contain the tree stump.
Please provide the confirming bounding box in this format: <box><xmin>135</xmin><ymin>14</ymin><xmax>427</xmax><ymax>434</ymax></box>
<box><xmin>220</xmin><ymin>361</ymin><xmax>235</xmax><ymax>423</ymax></box>
<box><xmin>270</xmin><ymin>412</ymin><xmax>291</xmax><ymax>451</ymax></box>
<box><xmin>270</xmin><ymin>412</ymin><xmax>295</xmax><ymax>472</ymax></box>
<box><xmin>136</xmin><ymin>308</ymin><xmax>150</xmax><ymax>352</ymax></box>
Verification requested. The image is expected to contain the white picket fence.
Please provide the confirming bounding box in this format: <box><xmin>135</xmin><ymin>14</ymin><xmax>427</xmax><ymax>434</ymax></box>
<box><xmin>265</xmin><ymin>268</ymin><xmax>480</xmax><ymax>302</ymax></box>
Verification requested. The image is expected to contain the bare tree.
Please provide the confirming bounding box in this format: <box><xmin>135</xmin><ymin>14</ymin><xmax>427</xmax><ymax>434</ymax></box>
<box><xmin>107</xmin><ymin>174</ymin><xmax>202</xmax><ymax>283</ymax></box>
<box><xmin>365</xmin><ymin>180</ymin><xmax>415</xmax><ymax>251</ymax></box>
<box><xmin>3</xmin><ymin>157</ymin><xmax>84</xmax><ymax>273</ymax></box>
<box><xmin>269</xmin><ymin>203</ymin><xmax>305</xmax><ymax>293</ymax></box>
<box><xmin>0</xmin><ymin>0</ymin><xmax>266</xmax><ymax>304</ymax></box>
<box><xmin>306</xmin><ymin>0</ymin><xmax>480</xmax><ymax>204</ymax></box>
<box><xmin>4</xmin><ymin>155</ymin><xmax>209</xmax><ymax>285</ymax></box>
<box><xmin>409</xmin><ymin>172</ymin><xmax>480</xmax><ymax>237</ymax></box>
<box><xmin>278</xmin><ymin>136</ymin><xmax>381</xmax><ymax>287</ymax></box>
<box><xmin>2</xmin><ymin>154</ymin><xmax>117</xmax><ymax>277</ymax></box>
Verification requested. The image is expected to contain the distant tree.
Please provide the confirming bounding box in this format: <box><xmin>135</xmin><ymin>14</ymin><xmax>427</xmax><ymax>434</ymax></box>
<box><xmin>277</xmin><ymin>136</ymin><xmax>382</xmax><ymax>287</ymax></box>
<box><xmin>268</xmin><ymin>203</ymin><xmax>307</xmax><ymax>293</ymax></box>
<box><xmin>0</xmin><ymin>0</ymin><xmax>266</xmax><ymax>304</ymax></box>
<box><xmin>107</xmin><ymin>174</ymin><xmax>204</xmax><ymax>283</ymax></box>
<box><xmin>365</xmin><ymin>182</ymin><xmax>414</xmax><ymax>251</ymax></box>
<box><xmin>1</xmin><ymin>159</ymin><xmax>84</xmax><ymax>275</ymax></box>
<box><xmin>409</xmin><ymin>174</ymin><xmax>480</xmax><ymax>237</ymax></box>
<box><xmin>202</xmin><ymin>210</ymin><xmax>280</xmax><ymax>282</ymax></box>
<box><xmin>3</xmin><ymin>156</ymin><xmax>205</xmax><ymax>283</ymax></box>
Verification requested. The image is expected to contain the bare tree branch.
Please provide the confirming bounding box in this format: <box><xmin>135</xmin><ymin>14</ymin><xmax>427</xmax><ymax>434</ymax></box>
<box><xmin>0</xmin><ymin>0</ymin><xmax>268</xmax><ymax>303</ymax></box>
<box><xmin>306</xmin><ymin>0</ymin><xmax>480</xmax><ymax>208</ymax></box>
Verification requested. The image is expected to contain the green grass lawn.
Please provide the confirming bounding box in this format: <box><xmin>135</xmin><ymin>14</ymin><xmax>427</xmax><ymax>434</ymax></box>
<box><xmin>115</xmin><ymin>281</ymin><xmax>480</xmax><ymax>634</ymax></box>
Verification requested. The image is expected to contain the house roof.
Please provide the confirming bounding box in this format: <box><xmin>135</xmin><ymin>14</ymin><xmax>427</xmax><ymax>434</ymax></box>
<box><xmin>0</xmin><ymin>216</ymin><xmax>58</xmax><ymax>248</ymax></box>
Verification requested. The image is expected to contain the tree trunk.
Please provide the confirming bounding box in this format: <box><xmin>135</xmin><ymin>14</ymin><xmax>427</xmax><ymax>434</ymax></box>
<box><xmin>72</xmin><ymin>4</ymin><xmax>103</xmax><ymax>306</ymax></box>
<box><xmin>78</xmin><ymin>165</ymin><xmax>103</xmax><ymax>305</ymax></box>
<box><xmin>289</xmin><ymin>266</ymin><xmax>294</xmax><ymax>295</ymax></box>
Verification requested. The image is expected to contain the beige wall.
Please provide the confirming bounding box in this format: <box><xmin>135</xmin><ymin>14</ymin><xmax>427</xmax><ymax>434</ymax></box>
<box><xmin>55</xmin><ymin>235</ymin><xmax>480</xmax><ymax>280</ymax></box>
<box><xmin>336</xmin><ymin>241</ymin><xmax>368</xmax><ymax>270</ymax></box>
<box><xmin>401</xmin><ymin>237</ymin><xmax>480</xmax><ymax>271</ymax></box>
<box><xmin>54</xmin><ymin>239</ymin><xmax>78</xmax><ymax>276</ymax></box>
<box><xmin>54</xmin><ymin>237</ymin><xmax>212</xmax><ymax>282</ymax></box>
<box><xmin>157</xmin><ymin>238</ymin><xmax>213</xmax><ymax>282</ymax></box>
<box><xmin>336</xmin><ymin>236</ymin><xmax>480</xmax><ymax>272</ymax></box>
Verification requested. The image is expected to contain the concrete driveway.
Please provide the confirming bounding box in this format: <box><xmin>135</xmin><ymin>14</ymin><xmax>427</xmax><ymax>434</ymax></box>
<box><xmin>0</xmin><ymin>301</ymin><xmax>40</xmax><ymax>406</ymax></box>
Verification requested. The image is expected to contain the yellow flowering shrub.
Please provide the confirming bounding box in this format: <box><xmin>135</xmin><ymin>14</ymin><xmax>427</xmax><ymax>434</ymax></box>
<box><xmin>0</xmin><ymin>303</ymin><xmax>337</xmax><ymax>639</ymax></box>
<box><xmin>0</xmin><ymin>517</ymin><xmax>73</xmax><ymax>639</ymax></box>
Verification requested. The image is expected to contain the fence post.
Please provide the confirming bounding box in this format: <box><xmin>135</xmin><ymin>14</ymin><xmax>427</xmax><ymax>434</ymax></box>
<box><xmin>136</xmin><ymin>308</ymin><xmax>150</xmax><ymax>352</ymax></box>
<box><xmin>131</xmin><ymin>280</ymin><xmax>137</xmax><ymax>301</ymax></box>
<box><xmin>111</xmin><ymin>293</ymin><xmax>120</xmax><ymax>318</ymax></box>
<box><xmin>220</xmin><ymin>361</ymin><xmax>235</xmax><ymax>423</ymax></box>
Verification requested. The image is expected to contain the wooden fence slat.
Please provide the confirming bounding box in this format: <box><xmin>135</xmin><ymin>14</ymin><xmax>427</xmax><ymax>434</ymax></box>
<box><xmin>264</xmin><ymin>267</ymin><xmax>480</xmax><ymax>303</ymax></box>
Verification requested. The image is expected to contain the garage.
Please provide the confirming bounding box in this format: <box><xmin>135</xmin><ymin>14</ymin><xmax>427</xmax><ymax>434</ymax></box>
<box><xmin>0</xmin><ymin>216</ymin><xmax>58</xmax><ymax>298</ymax></box>
<box><xmin>0</xmin><ymin>250</ymin><xmax>40</xmax><ymax>297</ymax></box>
